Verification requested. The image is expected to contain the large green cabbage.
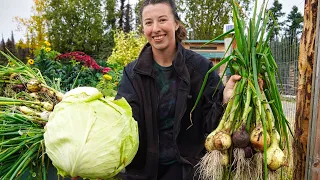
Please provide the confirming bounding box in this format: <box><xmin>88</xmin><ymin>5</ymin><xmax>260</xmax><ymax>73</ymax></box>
<box><xmin>44</xmin><ymin>87</ymin><xmax>139</xmax><ymax>179</ymax></box>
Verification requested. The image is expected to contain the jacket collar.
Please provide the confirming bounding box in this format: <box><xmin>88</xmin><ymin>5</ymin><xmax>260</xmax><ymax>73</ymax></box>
<box><xmin>134</xmin><ymin>42</ymin><xmax>190</xmax><ymax>84</ymax></box>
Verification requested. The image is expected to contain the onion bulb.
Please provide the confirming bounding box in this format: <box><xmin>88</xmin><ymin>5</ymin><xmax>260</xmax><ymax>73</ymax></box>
<box><xmin>12</xmin><ymin>84</ymin><xmax>26</xmax><ymax>92</ymax></box>
<box><xmin>266</xmin><ymin>129</ymin><xmax>285</xmax><ymax>171</ymax></box>
<box><xmin>27</xmin><ymin>79</ymin><xmax>41</xmax><ymax>92</ymax></box>
<box><xmin>29</xmin><ymin>92</ymin><xmax>39</xmax><ymax>99</ymax></box>
<box><xmin>39</xmin><ymin>111</ymin><xmax>51</xmax><ymax>120</ymax></box>
<box><xmin>19</xmin><ymin>106</ymin><xmax>35</xmax><ymax>115</ymax></box>
<box><xmin>41</xmin><ymin>102</ymin><xmax>54</xmax><ymax>111</ymax></box>
<box><xmin>55</xmin><ymin>91</ymin><xmax>64</xmax><ymax>102</ymax></box>
<box><xmin>232</xmin><ymin>125</ymin><xmax>250</xmax><ymax>148</ymax></box>
<box><xmin>205</xmin><ymin>131</ymin><xmax>232</xmax><ymax>151</ymax></box>
<box><xmin>250</xmin><ymin>125</ymin><xmax>270</xmax><ymax>152</ymax></box>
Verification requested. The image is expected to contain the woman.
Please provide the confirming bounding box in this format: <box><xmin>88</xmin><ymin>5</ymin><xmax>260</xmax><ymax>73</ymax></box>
<box><xmin>116</xmin><ymin>0</ymin><xmax>240</xmax><ymax>179</ymax></box>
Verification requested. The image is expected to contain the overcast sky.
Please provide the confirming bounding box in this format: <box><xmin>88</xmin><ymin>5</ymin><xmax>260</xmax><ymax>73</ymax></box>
<box><xmin>0</xmin><ymin>0</ymin><xmax>305</xmax><ymax>41</ymax></box>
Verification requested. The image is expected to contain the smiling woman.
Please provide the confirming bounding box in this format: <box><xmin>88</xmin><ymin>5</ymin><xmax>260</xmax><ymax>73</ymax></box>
<box><xmin>141</xmin><ymin>3</ymin><xmax>179</xmax><ymax>66</ymax></box>
<box><xmin>115</xmin><ymin>0</ymin><xmax>240</xmax><ymax>180</ymax></box>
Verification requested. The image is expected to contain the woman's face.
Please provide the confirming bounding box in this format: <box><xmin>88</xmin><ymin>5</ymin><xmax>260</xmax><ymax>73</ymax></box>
<box><xmin>142</xmin><ymin>3</ymin><xmax>179</xmax><ymax>52</ymax></box>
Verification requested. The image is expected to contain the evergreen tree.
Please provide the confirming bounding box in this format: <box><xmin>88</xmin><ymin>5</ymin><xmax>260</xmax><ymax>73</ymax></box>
<box><xmin>267</xmin><ymin>0</ymin><xmax>286</xmax><ymax>41</ymax></box>
<box><xmin>10</xmin><ymin>31</ymin><xmax>15</xmax><ymax>46</ymax></box>
<box><xmin>10</xmin><ymin>31</ymin><xmax>17</xmax><ymax>55</ymax></box>
<box><xmin>134</xmin><ymin>0</ymin><xmax>144</xmax><ymax>31</ymax></box>
<box><xmin>0</xmin><ymin>35</ymin><xmax>6</xmax><ymax>65</ymax></box>
<box><xmin>184</xmin><ymin>0</ymin><xmax>252</xmax><ymax>40</ymax></box>
<box><xmin>104</xmin><ymin>0</ymin><xmax>117</xmax><ymax>30</ymax></box>
<box><xmin>0</xmin><ymin>36</ymin><xmax>5</xmax><ymax>51</ymax></box>
<box><xmin>124</xmin><ymin>2</ymin><xmax>134</xmax><ymax>33</ymax></box>
<box><xmin>285</xmin><ymin>6</ymin><xmax>303</xmax><ymax>42</ymax></box>
<box><xmin>119</xmin><ymin>0</ymin><xmax>125</xmax><ymax>30</ymax></box>
<box><xmin>100</xmin><ymin>0</ymin><xmax>117</xmax><ymax>60</ymax></box>
<box><xmin>5</xmin><ymin>38</ymin><xmax>16</xmax><ymax>55</ymax></box>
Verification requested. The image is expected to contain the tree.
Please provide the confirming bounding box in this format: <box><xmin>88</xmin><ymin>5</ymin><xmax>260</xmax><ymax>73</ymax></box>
<box><xmin>293</xmin><ymin>0</ymin><xmax>318</xmax><ymax>179</ymax></box>
<box><xmin>285</xmin><ymin>6</ymin><xmax>304</xmax><ymax>42</ymax></box>
<box><xmin>104</xmin><ymin>0</ymin><xmax>117</xmax><ymax>30</ymax></box>
<box><xmin>15</xmin><ymin>39</ymin><xmax>30</xmax><ymax>63</ymax></box>
<box><xmin>267</xmin><ymin>0</ymin><xmax>286</xmax><ymax>41</ymax></box>
<box><xmin>0</xmin><ymin>35</ymin><xmax>6</xmax><ymax>65</ymax></box>
<box><xmin>45</xmin><ymin>0</ymin><xmax>105</xmax><ymax>55</ymax></box>
<box><xmin>100</xmin><ymin>0</ymin><xmax>117</xmax><ymax>60</ymax></box>
<box><xmin>0</xmin><ymin>36</ymin><xmax>5</xmax><ymax>51</ymax></box>
<box><xmin>133</xmin><ymin>0</ymin><xmax>144</xmax><ymax>31</ymax></box>
<box><xmin>184</xmin><ymin>0</ymin><xmax>252</xmax><ymax>40</ymax></box>
<box><xmin>118</xmin><ymin>0</ymin><xmax>125</xmax><ymax>30</ymax></box>
<box><xmin>9</xmin><ymin>31</ymin><xmax>17</xmax><ymax>55</ymax></box>
<box><xmin>15</xmin><ymin>0</ymin><xmax>48</xmax><ymax>53</ymax></box>
<box><xmin>124</xmin><ymin>2</ymin><xmax>134</xmax><ymax>32</ymax></box>
<box><xmin>5</xmin><ymin>38</ymin><xmax>16</xmax><ymax>55</ymax></box>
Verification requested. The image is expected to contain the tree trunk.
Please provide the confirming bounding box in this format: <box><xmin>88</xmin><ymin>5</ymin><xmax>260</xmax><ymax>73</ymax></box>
<box><xmin>293</xmin><ymin>0</ymin><xmax>319</xmax><ymax>179</ymax></box>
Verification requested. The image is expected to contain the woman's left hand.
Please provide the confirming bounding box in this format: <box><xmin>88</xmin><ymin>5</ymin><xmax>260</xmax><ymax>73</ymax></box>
<box><xmin>222</xmin><ymin>75</ymin><xmax>242</xmax><ymax>104</ymax></box>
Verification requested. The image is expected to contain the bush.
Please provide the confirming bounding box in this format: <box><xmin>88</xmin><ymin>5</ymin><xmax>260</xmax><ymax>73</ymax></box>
<box><xmin>33</xmin><ymin>42</ymin><xmax>110</xmax><ymax>92</ymax></box>
<box><xmin>96</xmin><ymin>30</ymin><xmax>146</xmax><ymax>97</ymax></box>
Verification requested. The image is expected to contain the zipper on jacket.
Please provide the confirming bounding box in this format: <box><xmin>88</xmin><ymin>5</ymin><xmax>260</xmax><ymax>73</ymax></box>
<box><xmin>172</xmin><ymin>67</ymin><xmax>193</xmax><ymax>166</ymax></box>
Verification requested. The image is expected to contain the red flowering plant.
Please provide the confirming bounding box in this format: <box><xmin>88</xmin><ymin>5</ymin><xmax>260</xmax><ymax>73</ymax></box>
<box><xmin>55</xmin><ymin>51</ymin><xmax>102</xmax><ymax>71</ymax></box>
<box><xmin>39</xmin><ymin>51</ymin><xmax>113</xmax><ymax>92</ymax></box>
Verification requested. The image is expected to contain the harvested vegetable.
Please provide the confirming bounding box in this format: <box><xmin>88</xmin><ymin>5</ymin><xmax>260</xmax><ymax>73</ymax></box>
<box><xmin>0</xmin><ymin>51</ymin><xmax>138</xmax><ymax>180</ymax></box>
<box><xmin>0</xmin><ymin>51</ymin><xmax>61</xmax><ymax>179</ymax></box>
<box><xmin>44</xmin><ymin>87</ymin><xmax>139</xmax><ymax>179</ymax></box>
<box><xmin>192</xmin><ymin>0</ymin><xmax>293</xmax><ymax>179</ymax></box>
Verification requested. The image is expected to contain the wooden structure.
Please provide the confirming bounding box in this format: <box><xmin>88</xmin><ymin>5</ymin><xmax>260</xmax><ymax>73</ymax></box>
<box><xmin>306</xmin><ymin>0</ymin><xmax>320</xmax><ymax>179</ymax></box>
<box><xmin>182</xmin><ymin>40</ymin><xmax>227</xmax><ymax>78</ymax></box>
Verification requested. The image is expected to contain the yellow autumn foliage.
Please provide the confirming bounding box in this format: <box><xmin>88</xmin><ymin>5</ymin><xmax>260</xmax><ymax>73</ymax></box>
<box><xmin>107</xmin><ymin>30</ymin><xmax>146</xmax><ymax>67</ymax></box>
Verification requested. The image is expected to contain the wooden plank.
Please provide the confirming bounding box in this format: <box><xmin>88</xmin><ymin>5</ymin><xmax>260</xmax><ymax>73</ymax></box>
<box><xmin>306</xmin><ymin>0</ymin><xmax>320</xmax><ymax>179</ymax></box>
<box><xmin>311</xmin><ymin>102</ymin><xmax>320</xmax><ymax>180</ymax></box>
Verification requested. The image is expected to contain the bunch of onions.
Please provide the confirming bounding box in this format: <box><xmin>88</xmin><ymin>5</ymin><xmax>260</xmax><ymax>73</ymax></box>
<box><xmin>0</xmin><ymin>52</ymin><xmax>63</xmax><ymax>104</ymax></box>
<box><xmin>0</xmin><ymin>51</ymin><xmax>64</xmax><ymax>179</ymax></box>
<box><xmin>192</xmin><ymin>0</ymin><xmax>292</xmax><ymax>179</ymax></box>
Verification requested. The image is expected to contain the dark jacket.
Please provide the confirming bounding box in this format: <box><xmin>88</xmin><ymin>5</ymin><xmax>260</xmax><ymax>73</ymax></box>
<box><xmin>116</xmin><ymin>43</ymin><xmax>225</xmax><ymax>180</ymax></box>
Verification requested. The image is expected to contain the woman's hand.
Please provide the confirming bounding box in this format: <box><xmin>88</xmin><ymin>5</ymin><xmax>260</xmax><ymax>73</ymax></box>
<box><xmin>222</xmin><ymin>75</ymin><xmax>242</xmax><ymax>104</ymax></box>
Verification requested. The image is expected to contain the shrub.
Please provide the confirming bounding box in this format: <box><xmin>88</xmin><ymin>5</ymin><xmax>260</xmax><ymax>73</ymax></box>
<box><xmin>97</xmin><ymin>31</ymin><xmax>146</xmax><ymax>97</ymax></box>
<box><xmin>33</xmin><ymin>42</ymin><xmax>110</xmax><ymax>92</ymax></box>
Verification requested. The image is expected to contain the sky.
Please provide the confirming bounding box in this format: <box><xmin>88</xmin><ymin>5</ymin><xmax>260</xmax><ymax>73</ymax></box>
<box><xmin>0</xmin><ymin>0</ymin><xmax>305</xmax><ymax>42</ymax></box>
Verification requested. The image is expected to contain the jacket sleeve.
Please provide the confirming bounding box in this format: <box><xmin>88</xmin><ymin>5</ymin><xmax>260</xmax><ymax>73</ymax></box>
<box><xmin>116</xmin><ymin>66</ymin><xmax>150</xmax><ymax>179</ymax></box>
<box><xmin>201</xmin><ymin>63</ymin><xmax>226</xmax><ymax>134</ymax></box>
<box><xmin>115</xmin><ymin>65</ymin><xmax>140</xmax><ymax>123</ymax></box>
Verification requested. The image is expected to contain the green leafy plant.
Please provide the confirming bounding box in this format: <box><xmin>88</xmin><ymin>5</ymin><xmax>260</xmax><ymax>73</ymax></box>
<box><xmin>33</xmin><ymin>48</ymin><xmax>108</xmax><ymax>92</ymax></box>
<box><xmin>97</xmin><ymin>63</ymin><xmax>123</xmax><ymax>97</ymax></box>
<box><xmin>97</xmin><ymin>30</ymin><xmax>146</xmax><ymax>96</ymax></box>
<box><xmin>107</xmin><ymin>30</ymin><xmax>146</xmax><ymax>67</ymax></box>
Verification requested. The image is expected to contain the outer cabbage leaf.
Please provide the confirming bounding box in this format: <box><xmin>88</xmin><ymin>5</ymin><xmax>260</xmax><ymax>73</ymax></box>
<box><xmin>44</xmin><ymin>87</ymin><xmax>139</xmax><ymax>179</ymax></box>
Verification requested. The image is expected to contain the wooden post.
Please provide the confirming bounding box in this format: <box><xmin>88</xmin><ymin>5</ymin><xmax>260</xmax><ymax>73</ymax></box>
<box><xmin>306</xmin><ymin>0</ymin><xmax>320</xmax><ymax>179</ymax></box>
<box><xmin>293</xmin><ymin>0</ymin><xmax>319</xmax><ymax>179</ymax></box>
